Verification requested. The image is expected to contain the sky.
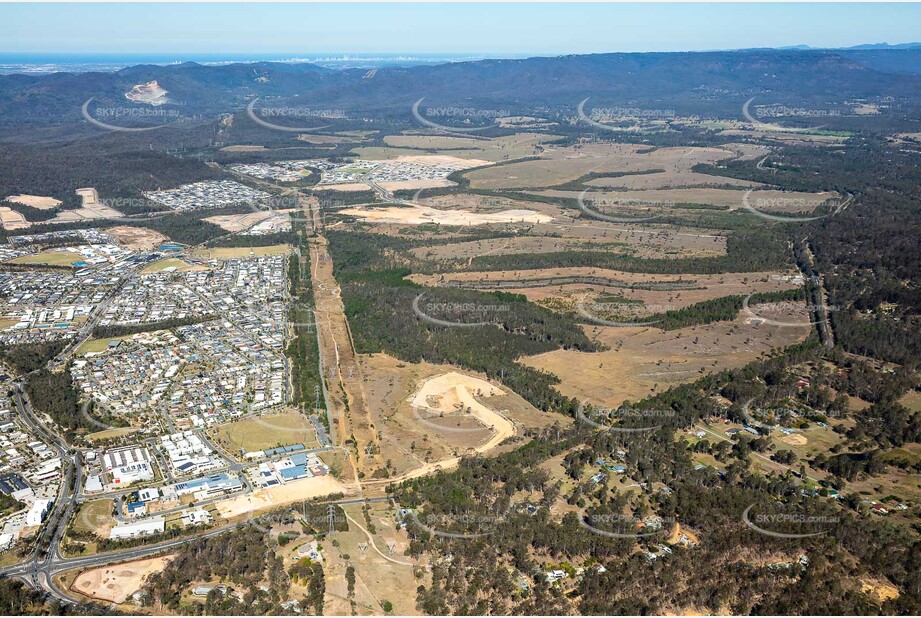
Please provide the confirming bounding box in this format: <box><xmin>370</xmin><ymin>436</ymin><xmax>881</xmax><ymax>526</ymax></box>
<box><xmin>0</xmin><ymin>2</ymin><xmax>919</xmax><ymax>56</ymax></box>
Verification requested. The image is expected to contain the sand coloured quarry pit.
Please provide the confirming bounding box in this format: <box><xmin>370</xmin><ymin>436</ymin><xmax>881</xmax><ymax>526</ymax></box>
<box><xmin>72</xmin><ymin>555</ymin><xmax>175</xmax><ymax>604</ymax></box>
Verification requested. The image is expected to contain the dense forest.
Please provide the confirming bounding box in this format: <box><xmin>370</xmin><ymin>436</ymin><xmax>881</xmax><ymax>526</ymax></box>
<box><xmin>24</xmin><ymin>366</ymin><xmax>90</xmax><ymax>440</ymax></box>
<box><xmin>0</xmin><ymin>340</ymin><xmax>67</xmax><ymax>374</ymax></box>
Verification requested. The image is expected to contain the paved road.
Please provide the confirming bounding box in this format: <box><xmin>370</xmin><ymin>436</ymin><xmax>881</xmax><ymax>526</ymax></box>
<box><xmin>0</xmin><ymin>494</ymin><xmax>391</xmax><ymax>604</ymax></box>
<box><xmin>0</xmin><ymin>181</ymin><xmax>374</xmax><ymax>605</ymax></box>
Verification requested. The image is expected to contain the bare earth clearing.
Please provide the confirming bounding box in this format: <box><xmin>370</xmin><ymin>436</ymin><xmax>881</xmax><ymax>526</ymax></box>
<box><xmin>5</xmin><ymin>194</ymin><xmax>62</xmax><ymax>209</ymax></box>
<box><xmin>0</xmin><ymin>206</ymin><xmax>29</xmax><ymax>230</ymax></box>
<box><xmin>216</xmin><ymin>474</ymin><xmax>350</xmax><ymax>519</ymax></box>
<box><xmin>340</xmin><ymin>203</ymin><xmax>553</xmax><ymax>226</ymax></box>
<box><xmin>359</xmin><ymin>354</ymin><xmax>561</xmax><ymax>478</ymax></box>
<box><xmin>525</xmin><ymin>306</ymin><xmax>813</xmax><ymax>407</ymax></box>
<box><xmin>204</xmin><ymin>209</ymin><xmax>293</xmax><ymax>232</ymax></box>
<box><xmin>410</xmin><ymin>267</ymin><xmax>801</xmax><ymax>310</ymax></box>
<box><xmin>462</xmin><ymin>144</ymin><xmax>756</xmax><ymax>190</ymax></box>
<box><xmin>72</xmin><ymin>555</ymin><xmax>175</xmax><ymax>604</ymax></box>
<box><xmin>107</xmin><ymin>225</ymin><xmax>169</xmax><ymax>250</ymax></box>
<box><xmin>357</xmin><ymin>132</ymin><xmax>558</xmax><ymax>162</ymax></box>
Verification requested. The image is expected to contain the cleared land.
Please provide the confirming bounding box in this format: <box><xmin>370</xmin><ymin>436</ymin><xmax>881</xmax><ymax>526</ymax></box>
<box><xmin>524</xmin><ymin>305</ymin><xmax>813</xmax><ymax>408</ymax></box>
<box><xmin>204</xmin><ymin>210</ymin><xmax>293</xmax><ymax>232</ymax></box>
<box><xmin>897</xmin><ymin>391</ymin><xmax>921</xmax><ymax>412</ymax></box>
<box><xmin>72</xmin><ymin>499</ymin><xmax>116</xmax><ymax>537</ymax></box>
<box><xmin>409</xmin><ymin>371</ymin><xmax>515</xmax><ymax>447</ymax></box>
<box><xmin>462</xmin><ymin>144</ymin><xmax>754</xmax><ymax>191</ymax></box>
<box><xmin>191</xmin><ymin>244</ymin><xmax>292</xmax><ymax>259</ymax></box>
<box><xmin>85</xmin><ymin>427</ymin><xmax>140</xmax><ymax>442</ymax></box>
<box><xmin>0</xmin><ymin>206</ymin><xmax>29</xmax><ymax>230</ymax></box>
<box><xmin>108</xmin><ymin>226</ymin><xmax>169</xmax><ymax>250</ymax></box>
<box><xmin>410</xmin><ymin>231</ymin><xmax>725</xmax><ymax>264</ymax></box>
<box><xmin>358</xmin><ymin>355</ymin><xmax>547</xmax><ymax>479</ymax></box>
<box><xmin>77</xmin><ymin>335</ymin><xmax>133</xmax><ymax>355</ymax></box>
<box><xmin>208</xmin><ymin>411</ymin><xmax>321</xmax><ymax>456</ymax></box>
<box><xmin>323</xmin><ymin>502</ymin><xmax>424</xmax><ymax>616</ymax></box>
<box><xmin>309</xmin><ymin>233</ymin><xmax>381</xmax><ymax>476</ymax></box>
<box><xmin>410</xmin><ymin>268</ymin><xmax>801</xmax><ymax>312</ymax></box>
<box><xmin>220</xmin><ymin>144</ymin><xmax>268</xmax><ymax>152</ymax></box>
<box><xmin>340</xmin><ymin>203</ymin><xmax>552</xmax><ymax>226</ymax></box>
<box><xmin>71</xmin><ymin>555</ymin><xmax>174</xmax><ymax>604</ymax></box>
<box><xmin>215</xmin><ymin>472</ymin><xmax>350</xmax><ymax>519</ymax></box>
<box><xmin>536</xmin><ymin>187</ymin><xmax>841</xmax><ymax>214</ymax></box>
<box><xmin>5</xmin><ymin>194</ymin><xmax>62</xmax><ymax>209</ymax></box>
<box><xmin>356</xmin><ymin>132</ymin><xmax>558</xmax><ymax>162</ymax></box>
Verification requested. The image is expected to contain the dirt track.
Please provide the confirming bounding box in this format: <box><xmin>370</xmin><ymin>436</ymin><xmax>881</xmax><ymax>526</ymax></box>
<box><xmin>364</xmin><ymin>371</ymin><xmax>517</xmax><ymax>486</ymax></box>
<box><xmin>308</xmin><ymin>196</ymin><xmax>381</xmax><ymax>477</ymax></box>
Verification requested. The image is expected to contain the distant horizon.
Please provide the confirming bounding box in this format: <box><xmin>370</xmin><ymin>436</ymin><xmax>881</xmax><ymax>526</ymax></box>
<box><xmin>4</xmin><ymin>42</ymin><xmax>921</xmax><ymax>57</ymax></box>
<box><xmin>2</xmin><ymin>42</ymin><xmax>920</xmax><ymax>75</ymax></box>
<box><xmin>2</xmin><ymin>3</ymin><xmax>920</xmax><ymax>56</ymax></box>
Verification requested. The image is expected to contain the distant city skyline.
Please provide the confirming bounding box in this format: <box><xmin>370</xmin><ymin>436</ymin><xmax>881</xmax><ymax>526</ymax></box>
<box><xmin>1</xmin><ymin>3</ymin><xmax>919</xmax><ymax>56</ymax></box>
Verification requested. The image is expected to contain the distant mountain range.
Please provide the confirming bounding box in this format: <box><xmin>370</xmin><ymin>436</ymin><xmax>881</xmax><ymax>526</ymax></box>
<box><xmin>776</xmin><ymin>42</ymin><xmax>921</xmax><ymax>51</ymax></box>
<box><xmin>1</xmin><ymin>48</ymin><xmax>919</xmax><ymax>131</ymax></box>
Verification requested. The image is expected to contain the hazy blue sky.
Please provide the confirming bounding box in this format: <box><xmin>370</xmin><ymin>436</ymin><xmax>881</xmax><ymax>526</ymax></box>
<box><xmin>1</xmin><ymin>3</ymin><xmax>918</xmax><ymax>55</ymax></box>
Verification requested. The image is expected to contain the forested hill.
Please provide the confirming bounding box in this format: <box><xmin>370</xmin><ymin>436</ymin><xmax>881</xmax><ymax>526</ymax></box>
<box><xmin>1</xmin><ymin>49</ymin><xmax>920</xmax><ymax>129</ymax></box>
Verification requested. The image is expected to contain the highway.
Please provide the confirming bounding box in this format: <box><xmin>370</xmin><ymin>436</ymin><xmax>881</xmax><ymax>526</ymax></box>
<box><xmin>0</xmin><ymin>476</ymin><xmax>391</xmax><ymax>606</ymax></box>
